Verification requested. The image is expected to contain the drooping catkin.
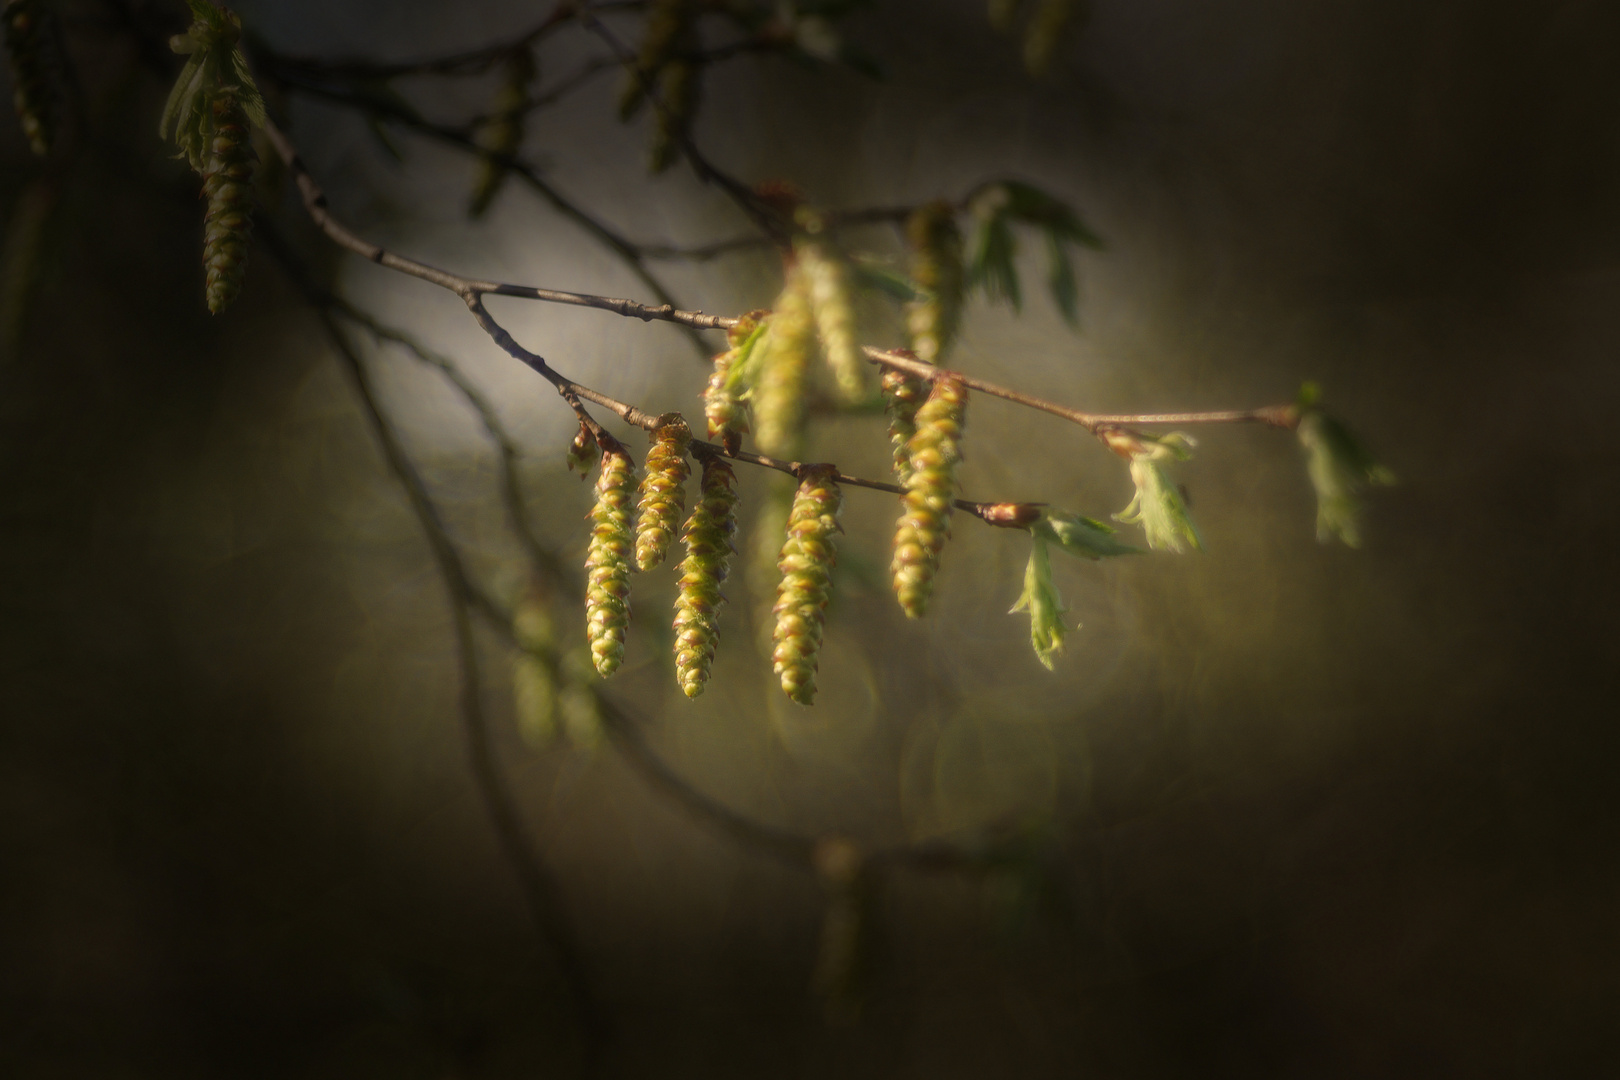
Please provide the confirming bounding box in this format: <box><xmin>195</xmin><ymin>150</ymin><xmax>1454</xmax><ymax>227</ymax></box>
<box><xmin>201</xmin><ymin>87</ymin><xmax>256</xmax><ymax>315</ymax></box>
<box><xmin>633</xmin><ymin>417</ymin><xmax>691</xmax><ymax>571</ymax></box>
<box><xmin>752</xmin><ymin>266</ymin><xmax>814</xmax><ymax>457</ymax></box>
<box><xmin>585</xmin><ymin>441</ymin><xmax>637</xmax><ymax>677</ymax></box>
<box><xmin>772</xmin><ymin>465</ymin><xmax>843</xmax><ymax>706</ymax></box>
<box><xmin>672</xmin><ymin>454</ymin><xmax>739</xmax><ymax>698</ymax></box>
<box><xmin>704</xmin><ymin>314</ymin><xmax>762</xmax><ymax>455</ymax></box>
<box><xmin>891</xmin><ymin>378</ymin><xmax>968</xmax><ymax>618</ymax></box>
<box><xmin>795</xmin><ymin>220</ymin><xmax>866</xmax><ymax>401</ymax></box>
<box><xmin>469</xmin><ymin>50</ymin><xmax>535</xmax><ymax>217</ymax></box>
<box><xmin>3</xmin><ymin>0</ymin><xmax>53</xmax><ymax>155</ymax></box>
<box><xmin>881</xmin><ymin>354</ymin><xmax>929</xmax><ymax>487</ymax></box>
<box><xmin>905</xmin><ymin>200</ymin><xmax>965</xmax><ymax>365</ymax></box>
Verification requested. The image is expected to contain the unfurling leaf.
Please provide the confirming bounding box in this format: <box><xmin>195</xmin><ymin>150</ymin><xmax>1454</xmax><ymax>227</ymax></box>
<box><xmin>1034</xmin><ymin>507</ymin><xmax>1144</xmax><ymax>560</ymax></box>
<box><xmin>1110</xmin><ymin>431</ymin><xmax>1204</xmax><ymax>553</ymax></box>
<box><xmin>565</xmin><ymin>422</ymin><xmax>600</xmax><ymax>478</ymax></box>
<box><xmin>1295</xmin><ymin>384</ymin><xmax>1394</xmax><ymax>547</ymax></box>
<box><xmin>1011</xmin><ymin>534</ymin><xmax>1066</xmax><ymax>669</ymax></box>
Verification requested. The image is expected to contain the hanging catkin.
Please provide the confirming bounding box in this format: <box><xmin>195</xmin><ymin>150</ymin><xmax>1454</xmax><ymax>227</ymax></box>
<box><xmin>201</xmin><ymin>87</ymin><xmax>256</xmax><ymax>314</ymax></box>
<box><xmin>881</xmin><ymin>355</ymin><xmax>929</xmax><ymax>488</ymax></box>
<box><xmin>672</xmin><ymin>454</ymin><xmax>739</xmax><ymax>698</ymax></box>
<box><xmin>633</xmin><ymin>417</ymin><xmax>691</xmax><ymax>571</ymax></box>
<box><xmin>585</xmin><ymin>439</ymin><xmax>637</xmax><ymax>676</ymax></box>
<box><xmin>3</xmin><ymin>0</ymin><xmax>53</xmax><ymax>155</ymax></box>
<box><xmin>752</xmin><ymin>266</ymin><xmax>814</xmax><ymax>457</ymax></box>
<box><xmin>704</xmin><ymin>313</ymin><xmax>762</xmax><ymax>456</ymax></box>
<box><xmin>891</xmin><ymin>378</ymin><xmax>968</xmax><ymax>618</ymax></box>
<box><xmin>905</xmin><ymin>200</ymin><xmax>964</xmax><ymax>365</ymax></box>
<box><xmin>772</xmin><ymin>465</ymin><xmax>843</xmax><ymax>705</ymax></box>
<box><xmin>468</xmin><ymin>50</ymin><xmax>535</xmax><ymax>217</ymax></box>
<box><xmin>795</xmin><ymin>219</ymin><xmax>866</xmax><ymax>401</ymax></box>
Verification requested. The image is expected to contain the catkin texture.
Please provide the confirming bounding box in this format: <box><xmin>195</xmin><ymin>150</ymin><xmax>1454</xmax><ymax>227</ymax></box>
<box><xmin>585</xmin><ymin>445</ymin><xmax>637</xmax><ymax>677</ymax></box>
<box><xmin>905</xmin><ymin>200</ymin><xmax>965</xmax><ymax>364</ymax></box>
<box><xmin>752</xmin><ymin>267</ymin><xmax>814</xmax><ymax>457</ymax></box>
<box><xmin>772</xmin><ymin>465</ymin><xmax>843</xmax><ymax>706</ymax></box>
<box><xmin>882</xmin><ymin>360</ymin><xmax>929</xmax><ymax>487</ymax></box>
<box><xmin>3</xmin><ymin>0</ymin><xmax>52</xmax><ymax>155</ymax></box>
<box><xmin>891</xmin><ymin>378</ymin><xmax>968</xmax><ymax>618</ymax></box>
<box><xmin>201</xmin><ymin>88</ymin><xmax>256</xmax><ymax>314</ymax></box>
<box><xmin>796</xmin><ymin>237</ymin><xmax>866</xmax><ymax>401</ymax></box>
<box><xmin>704</xmin><ymin>316</ymin><xmax>759</xmax><ymax>455</ymax></box>
<box><xmin>469</xmin><ymin>50</ymin><xmax>535</xmax><ymax>217</ymax></box>
<box><xmin>672</xmin><ymin>455</ymin><xmax>739</xmax><ymax>698</ymax></box>
<box><xmin>634</xmin><ymin>419</ymin><xmax>691</xmax><ymax>571</ymax></box>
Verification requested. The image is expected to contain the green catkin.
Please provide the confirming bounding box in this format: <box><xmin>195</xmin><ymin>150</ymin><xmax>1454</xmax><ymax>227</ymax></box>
<box><xmin>795</xmin><ymin>223</ymin><xmax>866</xmax><ymax>401</ymax></box>
<box><xmin>752</xmin><ymin>267</ymin><xmax>814</xmax><ymax>457</ymax></box>
<box><xmin>891</xmin><ymin>378</ymin><xmax>968</xmax><ymax>618</ymax></box>
<box><xmin>672</xmin><ymin>455</ymin><xmax>739</xmax><ymax>698</ymax></box>
<box><xmin>704</xmin><ymin>316</ymin><xmax>758</xmax><ymax>456</ymax></box>
<box><xmin>881</xmin><ymin>359</ymin><xmax>928</xmax><ymax>487</ymax></box>
<box><xmin>905</xmin><ymin>200</ymin><xmax>965</xmax><ymax>364</ymax></box>
<box><xmin>469</xmin><ymin>50</ymin><xmax>535</xmax><ymax>217</ymax></box>
<box><xmin>585</xmin><ymin>442</ymin><xmax>637</xmax><ymax>677</ymax></box>
<box><xmin>772</xmin><ymin>465</ymin><xmax>843</xmax><ymax>706</ymax></box>
<box><xmin>3</xmin><ymin>0</ymin><xmax>52</xmax><ymax>155</ymax></box>
<box><xmin>201</xmin><ymin>87</ymin><xmax>256</xmax><ymax>314</ymax></box>
<box><xmin>1024</xmin><ymin>0</ymin><xmax>1080</xmax><ymax>75</ymax></box>
<box><xmin>634</xmin><ymin>418</ymin><xmax>691</xmax><ymax>571</ymax></box>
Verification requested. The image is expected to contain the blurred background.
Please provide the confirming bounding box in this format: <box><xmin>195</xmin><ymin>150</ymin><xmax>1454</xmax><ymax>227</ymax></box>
<box><xmin>3</xmin><ymin>0</ymin><xmax>1618</xmax><ymax>1076</ymax></box>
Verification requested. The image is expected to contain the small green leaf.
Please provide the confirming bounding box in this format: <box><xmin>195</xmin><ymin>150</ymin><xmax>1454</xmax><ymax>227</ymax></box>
<box><xmin>1044</xmin><ymin>231</ymin><xmax>1078</xmax><ymax>328</ymax></box>
<box><xmin>967</xmin><ymin>188</ymin><xmax>1021</xmax><ymax>310</ymax></box>
<box><xmin>721</xmin><ymin>316</ymin><xmax>772</xmax><ymax>393</ymax></box>
<box><xmin>1114</xmin><ymin>433</ymin><xmax>1204</xmax><ymax>553</ymax></box>
<box><xmin>1000</xmin><ymin>179</ymin><xmax>1102</xmax><ymax>248</ymax></box>
<box><xmin>1034</xmin><ymin>508</ymin><xmax>1144</xmax><ymax>559</ymax></box>
<box><xmin>1297</xmin><ymin>401</ymin><xmax>1394</xmax><ymax>547</ymax></box>
<box><xmin>849</xmin><ymin>255</ymin><xmax>923</xmax><ymax>302</ymax></box>
<box><xmin>1010</xmin><ymin>535</ymin><xmax>1068</xmax><ymax>669</ymax></box>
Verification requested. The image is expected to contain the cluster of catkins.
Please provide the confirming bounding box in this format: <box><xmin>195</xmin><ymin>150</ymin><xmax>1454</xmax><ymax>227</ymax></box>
<box><xmin>3</xmin><ymin>0</ymin><xmax>54</xmax><ymax>155</ymax></box>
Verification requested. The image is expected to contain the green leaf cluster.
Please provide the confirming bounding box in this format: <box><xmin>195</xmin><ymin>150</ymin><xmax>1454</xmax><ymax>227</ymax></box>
<box><xmin>1295</xmin><ymin>383</ymin><xmax>1395</xmax><ymax>547</ymax></box>
<box><xmin>1114</xmin><ymin>432</ymin><xmax>1204</xmax><ymax>553</ymax></box>
<box><xmin>965</xmin><ymin>180</ymin><xmax>1102</xmax><ymax>327</ymax></box>
<box><xmin>1011</xmin><ymin>508</ymin><xmax>1140</xmax><ymax>668</ymax></box>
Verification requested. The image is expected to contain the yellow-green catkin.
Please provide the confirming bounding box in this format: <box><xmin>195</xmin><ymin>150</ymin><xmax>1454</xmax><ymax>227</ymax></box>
<box><xmin>772</xmin><ymin>465</ymin><xmax>843</xmax><ymax>706</ymax></box>
<box><xmin>704</xmin><ymin>313</ymin><xmax>759</xmax><ymax>456</ymax></box>
<box><xmin>905</xmin><ymin>200</ymin><xmax>964</xmax><ymax>364</ymax></box>
<box><xmin>882</xmin><ymin>362</ymin><xmax>929</xmax><ymax>486</ymax></box>
<box><xmin>634</xmin><ymin>417</ymin><xmax>691</xmax><ymax>571</ymax></box>
<box><xmin>201</xmin><ymin>87</ymin><xmax>256</xmax><ymax>314</ymax></box>
<box><xmin>469</xmin><ymin>50</ymin><xmax>535</xmax><ymax>217</ymax></box>
<box><xmin>752</xmin><ymin>266</ymin><xmax>814</xmax><ymax>457</ymax></box>
<box><xmin>585</xmin><ymin>440</ymin><xmax>637</xmax><ymax>677</ymax></box>
<box><xmin>892</xmin><ymin>378</ymin><xmax>968</xmax><ymax>618</ymax></box>
<box><xmin>3</xmin><ymin>0</ymin><xmax>52</xmax><ymax>155</ymax></box>
<box><xmin>672</xmin><ymin>454</ymin><xmax>739</xmax><ymax>698</ymax></box>
<box><xmin>795</xmin><ymin>215</ymin><xmax>866</xmax><ymax>401</ymax></box>
<box><xmin>1024</xmin><ymin>0</ymin><xmax>1081</xmax><ymax>75</ymax></box>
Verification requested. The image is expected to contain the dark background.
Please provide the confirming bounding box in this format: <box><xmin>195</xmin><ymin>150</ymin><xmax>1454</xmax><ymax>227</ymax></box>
<box><xmin>3</xmin><ymin>1</ymin><xmax>1618</xmax><ymax>1076</ymax></box>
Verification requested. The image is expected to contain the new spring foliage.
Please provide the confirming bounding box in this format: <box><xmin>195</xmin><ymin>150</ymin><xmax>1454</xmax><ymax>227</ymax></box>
<box><xmin>1295</xmin><ymin>383</ymin><xmax>1394</xmax><ymax>546</ymax></box>
<box><xmin>773</xmin><ymin>466</ymin><xmax>843</xmax><ymax>705</ymax></box>
<box><xmin>585</xmin><ymin>440</ymin><xmax>637</xmax><ymax>677</ymax></box>
<box><xmin>892</xmin><ymin>377</ymin><xmax>968</xmax><ymax>618</ymax></box>
<box><xmin>160</xmin><ymin>1</ymin><xmax>267</xmax><ymax>314</ymax></box>
<box><xmin>672</xmin><ymin>454</ymin><xmax>739</xmax><ymax>698</ymax></box>
<box><xmin>3</xmin><ymin>0</ymin><xmax>53</xmax><ymax>155</ymax></box>
<box><xmin>1109</xmin><ymin>431</ymin><xmax>1203</xmax><ymax>553</ymax></box>
<box><xmin>1012</xmin><ymin>508</ymin><xmax>1142</xmax><ymax>668</ymax></box>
